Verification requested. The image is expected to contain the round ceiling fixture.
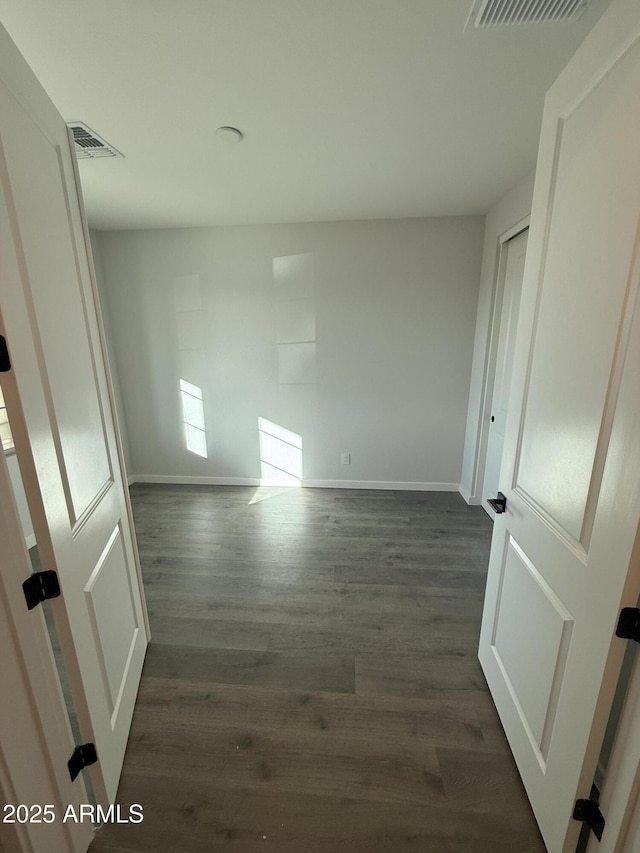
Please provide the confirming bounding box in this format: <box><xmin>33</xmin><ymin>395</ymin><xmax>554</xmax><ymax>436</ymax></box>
<box><xmin>216</xmin><ymin>126</ymin><xmax>243</xmax><ymax>144</ymax></box>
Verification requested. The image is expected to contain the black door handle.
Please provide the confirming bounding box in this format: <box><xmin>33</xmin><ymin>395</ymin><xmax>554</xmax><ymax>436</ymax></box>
<box><xmin>488</xmin><ymin>492</ymin><xmax>507</xmax><ymax>513</ymax></box>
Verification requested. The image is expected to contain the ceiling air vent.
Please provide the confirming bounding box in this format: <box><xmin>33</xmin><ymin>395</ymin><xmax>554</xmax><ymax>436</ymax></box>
<box><xmin>68</xmin><ymin>122</ymin><xmax>123</xmax><ymax>159</ymax></box>
<box><xmin>466</xmin><ymin>0</ymin><xmax>592</xmax><ymax>28</ymax></box>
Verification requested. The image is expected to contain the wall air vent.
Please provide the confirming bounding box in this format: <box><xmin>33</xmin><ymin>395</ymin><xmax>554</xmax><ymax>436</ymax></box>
<box><xmin>466</xmin><ymin>0</ymin><xmax>592</xmax><ymax>28</ymax></box>
<box><xmin>68</xmin><ymin>122</ymin><xmax>123</xmax><ymax>159</ymax></box>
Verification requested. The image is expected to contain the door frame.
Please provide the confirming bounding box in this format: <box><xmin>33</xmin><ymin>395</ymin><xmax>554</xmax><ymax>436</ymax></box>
<box><xmin>586</xmin><ymin>599</ymin><xmax>640</xmax><ymax>852</ymax></box>
<box><xmin>0</xmin><ymin>447</ymin><xmax>93</xmax><ymax>853</ymax></box>
<box><xmin>461</xmin><ymin>214</ymin><xmax>530</xmax><ymax>507</ymax></box>
<box><xmin>590</xmin><ymin>654</ymin><xmax>640</xmax><ymax>851</ymax></box>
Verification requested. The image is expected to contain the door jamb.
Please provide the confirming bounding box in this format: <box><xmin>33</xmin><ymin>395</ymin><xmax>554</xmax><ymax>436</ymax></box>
<box><xmin>588</xmin><ymin>654</ymin><xmax>640</xmax><ymax>851</ymax></box>
<box><xmin>0</xmin><ymin>447</ymin><xmax>93</xmax><ymax>853</ymax></box>
<box><xmin>585</xmin><ymin>531</ymin><xmax>640</xmax><ymax>852</ymax></box>
<box><xmin>466</xmin><ymin>214</ymin><xmax>530</xmax><ymax>506</ymax></box>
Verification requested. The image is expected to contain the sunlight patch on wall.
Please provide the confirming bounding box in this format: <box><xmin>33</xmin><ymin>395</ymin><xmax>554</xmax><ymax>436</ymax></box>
<box><xmin>258</xmin><ymin>417</ymin><xmax>302</xmax><ymax>487</ymax></box>
<box><xmin>174</xmin><ymin>274</ymin><xmax>208</xmax><ymax>460</ymax></box>
<box><xmin>180</xmin><ymin>379</ymin><xmax>207</xmax><ymax>458</ymax></box>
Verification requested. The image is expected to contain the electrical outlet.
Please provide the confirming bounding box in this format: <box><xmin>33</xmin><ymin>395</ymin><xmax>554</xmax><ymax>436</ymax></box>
<box><xmin>341</xmin><ymin>452</ymin><xmax>350</xmax><ymax>465</ymax></box>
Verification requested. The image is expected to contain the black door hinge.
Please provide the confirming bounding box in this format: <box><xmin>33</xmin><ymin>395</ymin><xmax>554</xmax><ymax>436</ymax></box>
<box><xmin>68</xmin><ymin>743</ymin><xmax>98</xmax><ymax>781</ymax></box>
<box><xmin>23</xmin><ymin>570</ymin><xmax>61</xmax><ymax>611</ymax></box>
<box><xmin>616</xmin><ymin>607</ymin><xmax>640</xmax><ymax>643</ymax></box>
<box><xmin>573</xmin><ymin>798</ymin><xmax>605</xmax><ymax>842</ymax></box>
<box><xmin>0</xmin><ymin>336</ymin><xmax>10</xmax><ymax>372</ymax></box>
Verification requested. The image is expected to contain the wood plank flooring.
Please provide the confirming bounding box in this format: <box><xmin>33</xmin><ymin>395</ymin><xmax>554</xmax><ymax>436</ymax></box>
<box><xmin>89</xmin><ymin>485</ymin><xmax>546</xmax><ymax>853</ymax></box>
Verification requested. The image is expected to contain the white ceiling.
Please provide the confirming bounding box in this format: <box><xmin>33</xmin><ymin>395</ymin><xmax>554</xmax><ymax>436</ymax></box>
<box><xmin>0</xmin><ymin>0</ymin><xmax>611</xmax><ymax>230</ymax></box>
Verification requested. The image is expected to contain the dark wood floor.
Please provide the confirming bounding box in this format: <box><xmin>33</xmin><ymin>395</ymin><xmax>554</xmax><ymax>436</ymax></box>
<box><xmin>90</xmin><ymin>485</ymin><xmax>546</xmax><ymax>853</ymax></box>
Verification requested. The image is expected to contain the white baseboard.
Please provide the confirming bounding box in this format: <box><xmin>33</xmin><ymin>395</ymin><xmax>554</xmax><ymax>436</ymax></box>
<box><xmin>25</xmin><ymin>533</ymin><xmax>37</xmax><ymax>550</ymax></box>
<box><xmin>459</xmin><ymin>483</ymin><xmax>472</xmax><ymax>504</ymax></box>
<box><xmin>130</xmin><ymin>474</ymin><xmax>261</xmax><ymax>487</ymax></box>
<box><xmin>303</xmin><ymin>479</ymin><xmax>459</xmax><ymax>491</ymax></box>
<box><xmin>459</xmin><ymin>483</ymin><xmax>483</xmax><ymax>505</ymax></box>
<box><xmin>129</xmin><ymin>474</ymin><xmax>460</xmax><ymax>492</ymax></box>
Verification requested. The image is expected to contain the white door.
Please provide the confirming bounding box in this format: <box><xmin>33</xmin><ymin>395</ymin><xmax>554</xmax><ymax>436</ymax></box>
<box><xmin>478</xmin><ymin>1</ymin><xmax>640</xmax><ymax>850</ymax></box>
<box><xmin>482</xmin><ymin>228</ymin><xmax>528</xmax><ymax>516</ymax></box>
<box><xmin>0</xmin><ymin>26</ymin><xmax>149</xmax><ymax>805</ymax></box>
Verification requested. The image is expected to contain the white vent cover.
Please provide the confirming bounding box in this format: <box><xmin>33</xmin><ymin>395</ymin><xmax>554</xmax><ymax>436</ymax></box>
<box><xmin>68</xmin><ymin>122</ymin><xmax>123</xmax><ymax>159</ymax></box>
<box><xmin>466</xmin><ymin>0</ymin><xmax>592</xmax><ymax>28</ymax></box>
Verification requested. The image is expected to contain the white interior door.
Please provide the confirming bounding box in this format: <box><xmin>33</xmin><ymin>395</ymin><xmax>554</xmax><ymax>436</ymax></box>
<box><xmin>0</xmin><ymin>26</ymin><xmax>149</xmax><ymax>804</ymax></box>
<box><xmin>482</xmin><ymin>228</ymin><xmax>527</xmax><ymax>515</ymax></box>
<box><xmin>478</xmin><ymin>1</ymin><xmax>640</xmax><ymax>851</ymax></box>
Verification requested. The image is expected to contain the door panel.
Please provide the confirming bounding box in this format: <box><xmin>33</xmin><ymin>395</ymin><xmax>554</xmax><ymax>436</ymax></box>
<box><xmin>85</xmin><ymin>524</ymin><xmax>142</xmax><ymax>723</ymax></box>
<box><xmin>0</xmin><ymin>26</ymin><xmax>148</xmax><ymax>805</ymax></box>
<box><xmin>514</xmin><ymin>42</ymin><xmax>640</xmax><ymax>543</ymax></box>
<box><xmin>3</xmin><ymin>105</ymin><xmax>112</xmax><ymax>522</ymax></box>
<box><xmin>491</xmin><ymin>536</ymin><xmax>573</xmax><ymax>762</ymax></box>
<box><xmin>479</xmin><ymin>4</ymin><xmax>640</xmax><ymax>851</ymax></box>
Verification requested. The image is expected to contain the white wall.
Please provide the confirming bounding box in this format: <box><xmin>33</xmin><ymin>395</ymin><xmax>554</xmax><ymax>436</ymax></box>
<box><xmin>459</xmin><ymin>172</ymin><xmax>536</xmax><ymax>504</ymax></box>
<box><xmin>96</xmin><ymin>217</ymin><xmax>484</xmax><ymax>489</ymax></box>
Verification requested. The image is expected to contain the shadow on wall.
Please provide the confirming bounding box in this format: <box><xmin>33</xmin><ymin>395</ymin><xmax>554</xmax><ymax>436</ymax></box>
<box><xmin>274</xmin><ymin>253</ymin><xmax>317</xmax><ymax>394</ymax></box>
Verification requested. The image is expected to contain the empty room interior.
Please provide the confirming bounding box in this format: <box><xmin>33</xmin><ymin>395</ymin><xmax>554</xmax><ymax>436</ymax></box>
<box><xmin>2</xmin><ymin>1</ymin><xmax>640</xmax><ymax>852</ymax></box>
